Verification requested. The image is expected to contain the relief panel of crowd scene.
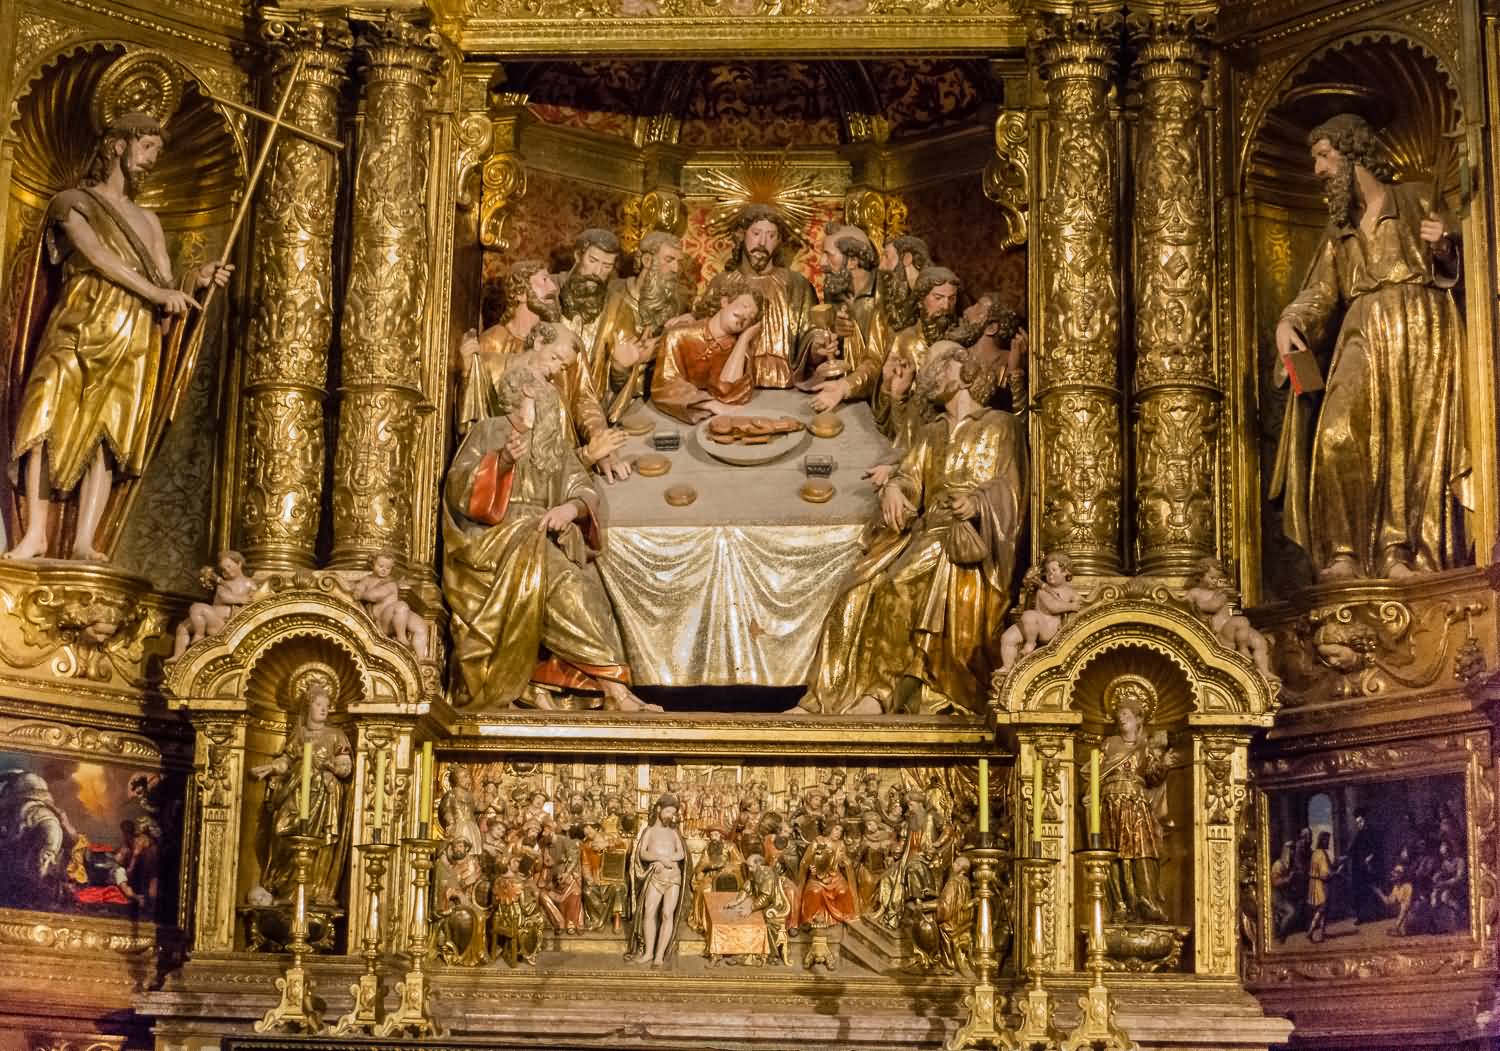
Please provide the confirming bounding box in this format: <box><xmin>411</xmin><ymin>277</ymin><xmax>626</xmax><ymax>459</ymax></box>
<box><xmin>1266</xmin><ymin>773</ymin><xmax>1469</xmax><ymax>950</ymax></box>
<box><xmin>0</xmin><ymin>749</ymin><xmax>181</xmax><ymax>922</ymax></box>
<box><xmin>431</xmin><ymin>759</ymin><xmax>1001</xmax><ymax>973</ymax></box>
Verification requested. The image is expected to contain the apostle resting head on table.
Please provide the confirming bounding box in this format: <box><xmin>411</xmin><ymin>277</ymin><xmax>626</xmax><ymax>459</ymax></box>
<box><xmin>650</xmin><ymin>279</ymin><xmax>766</xmax><ymax>424</ymax></box>
<box><xmin>796</xmin><ymin>339</ymin><xmax>1028</xmax><ymax>717</ymax></box>
<box><xmin>441</xmin><ymin>341</ymin><xmax>659</xmax><ymax>714</ymax></box>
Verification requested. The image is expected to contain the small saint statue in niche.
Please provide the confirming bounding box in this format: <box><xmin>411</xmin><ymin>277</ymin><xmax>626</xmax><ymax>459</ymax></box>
<box><xmin>351</xmin><ymin>552</ymin><xmax>430</xmax><ymax>660</ymax></box>
<box><xmin>247</xmin><ymin>664</ymin><xmax>352</xmax><ymax>908</ymax></box>
<box><xmin>172</xmin><ymin>549</ymin><xmax>256</xmax><ymax>658</ymax></box>
<box><xmin>1098</xmin><ymin>675</ymin><xmax>1174</xmax><ymax>924</ymax></box>
<box><xmin>998</xmin><ymin>551</ymin><xmax>1080</xmax><ymax>671</ymax></box>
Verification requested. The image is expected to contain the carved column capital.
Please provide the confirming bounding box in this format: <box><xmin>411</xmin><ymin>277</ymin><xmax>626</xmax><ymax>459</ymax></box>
<box><xmin>260</xmin><ymin>7</ymin><xmax>354</xmax><ymax>74</ymax></box>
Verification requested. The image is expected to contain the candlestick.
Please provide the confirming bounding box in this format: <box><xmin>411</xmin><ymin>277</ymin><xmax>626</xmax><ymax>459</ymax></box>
<box><xmin>1061</xmin><ymin>847</ymin><xmax>1135</xmax><ymax>1051</ymax></box>
<box><xmin>1031</xmin><ymin>756</ymin><xmax>1043</xmax><ymax>845</ymax></box>
<box><xmin>373</xmin><ymin>747</ymin><xmax>387</xmax><ymax>831</ymax></box>
<box><xmin>1014</xmin><ymin>855</ymin><xmax>1062</xmax><ymax>1049</ymax></box>
<box><xmin>254</xmin><ymin>833</ymin><xmax>324</xmax><ymax>1033</ymax></box>
<box><xmin>1088</xmin><ymin>748</ymin><xmax>1101</xmax><ymax>837</ymax></box>
<box><xmin>298</xmin><ymin>741</ymin><xmax>312</xmax><ymax>822</ymax></box>
<box><xmin>977</xmin><ymin>759</ymin><xmax>989</xmax><ymax>835</ymax></box>
<box><xmin>377</xmin><ymin>835</ymin><xmax>443</xmax><ymax>1037</ymax></box>
<box><xmin>943</xmin><ymin>845</ymin><xmax>1014</xmax><ymax>1050</ymax></box>
<box><xmin>333</xmin><ymin>839</ymin><xmax>396</xmax><ymax>1034</ymax></box>
<box><xmin>418</xmin><ymin>741</ymin><xmax>433</xmax><ymax>830</ymax></box>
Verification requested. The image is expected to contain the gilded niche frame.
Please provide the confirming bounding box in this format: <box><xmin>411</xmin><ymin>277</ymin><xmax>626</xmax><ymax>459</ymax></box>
<box><xmin>1247</xmin><ymin>730</ymin><xmax>1496</xmax><ymax>983</ymax></box>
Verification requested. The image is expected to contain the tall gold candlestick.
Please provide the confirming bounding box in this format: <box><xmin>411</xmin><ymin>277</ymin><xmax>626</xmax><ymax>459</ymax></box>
<box><xmin>332</xmin><ymin>839</ymin><xmax>395</xmax><ymax>1034</ymax></box>
<box><xmin>377</xmin><ymin>836</ymin><xmax>443</xmax><ymax>1037</ymax></box>
<box><xmin>1061</xmin><ymin>848</ymin><xmax>1135</xmax><ymax>1051</ymax></box>
<box><xmin>1014</xmin><ymin>855</ymin><xmax>1062</xmax><ymax>1050</ymax></box>
<box><xmin>945</xmin><ymin>845</ymin><xmax>1017</xmax><ymax>1050</ymax></box>
<box><xmin>254</xmin><ymin>831</ymin><xmax>324</xmax><ymax>1033</ymax></box>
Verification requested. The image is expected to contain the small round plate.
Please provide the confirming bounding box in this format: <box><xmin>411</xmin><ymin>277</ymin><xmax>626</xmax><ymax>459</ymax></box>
<box><xmin>799</xmin><ymin>479</ymin><xmax>835</xmax><ymax>504</ymax></box>
<box><xmin>621</xmin><ymin>412</ymin><xmax>656</xmax><ymax>437</ymax></box>
<box><xmin>636</xmin><ymin>453</ymin><xmax>671</xmax><ymax>477</ymax></box>
<box><xmin>695</xmin><ymin>418</ymin><xmax>810</xmax><ymax>466</ymax></box>
<box><xmin>664</xmin><ymin>484</ymin><xmax>698</xmax><ymax>507</ymax></box>
<box><xmin>809</xmin><ymin>412</ymin><xmax>844</xmax><ymax>439</ymax></box>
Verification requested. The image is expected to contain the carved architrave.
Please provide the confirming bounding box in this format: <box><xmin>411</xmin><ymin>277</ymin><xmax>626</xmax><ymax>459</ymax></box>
<box><xmin>331</xmin><ymin>12</ymin><xmax>441</xmax><ymax>569</ymax></box>
<box><xmin>237</xmin><ymin>11</ymin><xmax>351</xmax><ymax>571</ymax></box>
<box><xmin>1034</xmin><ymin>10</ymin><xmax>1124</xmax><ymax>575</ymax></box>
<box><xmin>982</xmin><ymin>109</ymin><xmax>1028</xmax><ymax>249</ymax></box>
<box><xmin>1248</xmin><ymin>731</ymin><xmax>1496</xmax><ymax>986</ymax></box>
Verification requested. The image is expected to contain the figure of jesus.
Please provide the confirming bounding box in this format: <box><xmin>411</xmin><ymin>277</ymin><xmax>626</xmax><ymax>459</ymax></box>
<box><xmin>626</xmin><ymin>794</ymin><xmax>687</xmax><ymax>966</ymax></box>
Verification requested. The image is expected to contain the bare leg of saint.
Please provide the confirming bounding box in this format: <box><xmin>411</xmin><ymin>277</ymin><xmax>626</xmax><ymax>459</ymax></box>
<box><xmin>7</xmin><ymin>453</ymin><xmax>52</xmax><ymax>559</ymax></box>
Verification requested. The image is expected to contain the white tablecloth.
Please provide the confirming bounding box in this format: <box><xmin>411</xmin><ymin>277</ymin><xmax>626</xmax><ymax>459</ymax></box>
<box><xmin>597</xmin><ymin>390</ymin><xmax>892</xmax><ymax>686</ymax></box>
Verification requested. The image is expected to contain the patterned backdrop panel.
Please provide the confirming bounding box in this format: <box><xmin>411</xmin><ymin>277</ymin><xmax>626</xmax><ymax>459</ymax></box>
<box><xmin>680</xmin><ymin>62</ymin><xmax>844</xmax><ymax>147</ymax></box>
<box><xmin>903</xmin><ymin>177</ymin><xmax>1026</xmax><ymax>315</ymax></box>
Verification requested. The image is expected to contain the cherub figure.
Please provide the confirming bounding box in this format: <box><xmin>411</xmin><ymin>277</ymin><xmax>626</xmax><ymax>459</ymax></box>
<box><xmin>1181</xmin><ymin>557</ymin><xmax>1272</xmax><ymax>674</ymax></box>
<box><xmin>998</xmin><ymin>552</ymin><xmax>1080</xmax><ymax>671</ymax></box>
<box><xmin>172</xmin><ymin>550</ymin><xmax>255</xmax><ymax>658</ymax></box>
<box><xmin>352</xmin><ymin>552</ymin><xmax>430</xmax><ymax>659</ymax></box>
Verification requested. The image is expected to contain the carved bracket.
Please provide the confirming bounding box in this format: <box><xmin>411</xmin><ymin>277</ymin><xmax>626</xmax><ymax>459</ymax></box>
<box><xmin>982</xmin><ymin>110</ymin><xmax>1029</xmax><ymax>249</ymax></box>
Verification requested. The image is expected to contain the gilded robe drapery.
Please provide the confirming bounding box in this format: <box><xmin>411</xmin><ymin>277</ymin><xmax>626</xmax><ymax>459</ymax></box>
<box><xmin>12</xmin><ymin>189</ymin><xmax>166</xmax><ymax>489</ymax></box>
<box><xmin>801</xmin><ymin>406</ymin><xmax>1027</xmax><ymax>715</ymax></box>
<box><xmin>1271</xmin><ymin>181</ymin><xmax>1472</xmax><ymax>576</ymax></box>
<box><xmin>258</xmin><ymin>723</ymin><xmax>351</xmax><ymax>905</ymax></box>
<box><xmin>459</xmin><ymin>325</ymin><xmax>612</xmax><ymax>456</ymax></box>
<box><xmin>741</xmin><ymin>266</ymin><xmax>815</xmax><ymax>389</ymax></box>
<box><xmin>650</xmin><ymin>320</ymin><xmax>753</xmax><ymax>424</ymax></box>
<box><xmin>442</xmin><ymin>396</ymin><xmax>631</xmax><ymax>709</ymax></box>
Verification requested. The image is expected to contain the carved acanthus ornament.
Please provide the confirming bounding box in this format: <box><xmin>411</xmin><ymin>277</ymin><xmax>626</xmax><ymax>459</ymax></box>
<box><xmin>1034</xmin><ymin>10</ymin><xmax>1124</xmax><ymax>574</ymax></box>
<box><xmin>331</xmin><ymin>13</ymin><xmax>441</xmax><ymax>569</ymax></box>
<box><xmin>842</xmin><ymin>187</ymin><xmax>908</xmax><ymax>249</ymax></box>
<box><xmin>621</xmin><ymin>188</ymin><xmax>688</xmax><ymax>254</ymax></box>
<box><xmin>478</xmin><ymin>92</ymin><xmax>527</xmax><ymax>250</ymax></box>
<box><xmin>1131</xmin><ymin>13</ymin><xmax>1218</xmax><ymax>574</ymax></box>
<box><xmin>982</xmin><ymin>110</ymin><xmax>1028</xmax><ymax>249</ymax></box>
<box><xmin>237</xmin><ymin>10</ymin><xmax>351</xmax><ymax>571</ymax></box>
<box><xmin>0</xmin><ymin>564</ymin><xmax>168</xmax><ymax>687</ymax></box>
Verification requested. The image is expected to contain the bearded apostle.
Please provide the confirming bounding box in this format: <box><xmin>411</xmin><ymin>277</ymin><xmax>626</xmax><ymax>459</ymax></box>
<box><xmin>876</xmin><ymin>234</ymin><xmax>932</xmax><ymax>334</ymax></box>
<box><xmin>8</xmin><ymin>112</ymin><xmax>233</xmax><ymax>560</ymax></box>
<box><xmin>797</xmin><ymin>341</ymin><xmax>1027</xmax><ymax>716</ymax></box>
<box><xmin>724</xmin><ymin>205</ymin><xmax>816</xmax><ymax>388</ymax></box>
<box><xmin>441</xmin><ymin>336</ymin><xmax>655</xmax><ymax>713</ymax></box>
<box><xmin>1272</xmin><ymin>113</ymin><xmax>1471</xmax><ymax>581</ymax></box>
<box><xmin>595</xmin><ymin>231</ymin><xmax>689</xmax><ymax>421</ymax></box>
<box><xmin>955</xmin><ymin>294</ymin><xmax>1027</xmax><ymax>413</ymax></box>
<box><xmin>873</xmin><ymin>266</ymin><xmax>961</xmax><ymax>450</ymax></box>
<box><xmin>805</xmin><ymin>224</ymin><xmax>893</xmax><ymax>414</ymax></box>
<box><xmin>651</xmin><ymin>285</ymin><xmax>765</xmax><ymax>423</ymax></box>
<box><xmin>460</xmin><ymin>275</ymin><xmax>628</xmax><ymax>480</ymax></box>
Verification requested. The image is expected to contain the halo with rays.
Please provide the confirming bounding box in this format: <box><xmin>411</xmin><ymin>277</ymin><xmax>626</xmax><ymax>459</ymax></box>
<box><xmin>700</xmin><ymin>149</ymin><xmax>819</xmax><ymax>242</ymax></box>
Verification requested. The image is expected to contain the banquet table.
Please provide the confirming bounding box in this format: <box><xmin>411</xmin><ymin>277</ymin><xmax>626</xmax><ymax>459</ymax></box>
<box><xmin>596</xmin><ymin>390</ymin><xmax>893</xmax><ymax>686</ymax></box>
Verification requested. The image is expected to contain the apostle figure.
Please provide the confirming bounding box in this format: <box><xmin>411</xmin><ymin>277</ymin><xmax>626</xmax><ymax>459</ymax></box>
<box><xmin>461</xmin><ymin>267</ymin><xmax>628</xmax><ymax>480</ymax></box>
<box><xmin>805</xmin><ymin>223</ymin><xmax>892</xmax><ymax>414</ymax></box>
<box><xmin>873</xmin><ymin>266</ymin><xmax>962</xmax><ymax>450</ymax></box>
<box><xmin>441</xmin><ymin>334</ymin><xmax>655</xmax><ymax>713</ymax></box>
<box><xmin>651</xmin><ymin>283</ymin><xmax>765</xmax><ymax>423</ymax></box>
<box><xmin>626</xmin><ymin>794</ymin><xmax>690</xmax><ymax>966</ymax></box>
<box><xmin>876</xmin><ymin>234</ymin><xmax>932</xmax><ymax>333</ymax></box>
<box><xmin>723</xmin><ymin>204</ymin><xmax>817</xmax><ymax>388</ymax></box>
<box><xmin>7</xmin><ymin>111</ymin><xmax>233</xmax><ymax>560</ymax></box>
<box><xmin>595</xmin><ymin>230</ymin><xmax>689</xmax><ymax>421</ymax></box>
<box><xmin>458</xmin><ymin>259</ymin><xmax>560</xmax><ymax>430</ymax></box>
<box><xmin>1271</xmin><ymin>113</ymin><xmax>1471</xmax><ymax>581</ymax></box>
<box><xmin>556</xmin><ymin>227</ymin><xmax>622</xmax><ymax>361</ymax></box>
<box><xmin>798</xmin><ymin>341</ymin><xmax>1027</xmax><ymax>716</ymax></box>
<box><xmin>247</xmin><ymin>666</ymin><xmax>352</xmax><ymax>906</ymax></box>
<box><xmin>954</xmin><ymin>294</ymin><xmax>1027</xmax><ymax>413</ymax></box>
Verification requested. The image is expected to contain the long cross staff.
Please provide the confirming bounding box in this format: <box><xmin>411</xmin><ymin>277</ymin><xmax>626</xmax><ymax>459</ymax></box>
<box><xmin>105</xmin><ymin>55</ymin><xmax>343</xmax><ymax>549</ymax></box>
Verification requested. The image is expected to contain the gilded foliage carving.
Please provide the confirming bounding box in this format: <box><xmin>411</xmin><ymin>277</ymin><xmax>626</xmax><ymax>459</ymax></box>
<box><xmin>15</xmin><ymin>15</ymin><xmax>90</xmax><ymax>78</ymax></box>
<box><xmin>471</xmin><ymin>0</ymin><xmax>1015</xmax><ymax>17</ymax></box>
<box><xmin>332</xmin><ymin>390</ymin><xmax>422</xmax><ymax>562</ymax></box>
<box><xmin>982</xmin><ymin>110</ymin><xmax>1028</xmax><ymax>250</ymax></box>
<box><xmin>0</xmin><ymin>572</ymin><xmax>164</xmax><ymax>684</ymax></box>
<box><xmin>1038</xmin><ymin>390</ymin><xmax>1122</xmax><ymax>567</ymax></box>
<box><xmin>240</xmin><ymin>390</ymin><xmax>328</xmax><ymax>554</ymax></box>
<box><xmin>1135</xmin><ymin>390</ymin><xmax>1217</xmax><ymax>564</ymax></box>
